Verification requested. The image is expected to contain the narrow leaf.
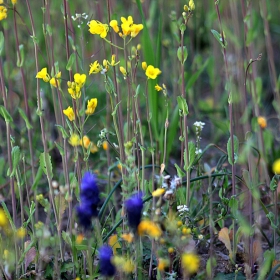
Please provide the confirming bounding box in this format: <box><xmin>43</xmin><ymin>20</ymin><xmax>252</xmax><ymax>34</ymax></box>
<box><xmin>10</xmin><ymin>146</ymin><xmax>21</xmax><ymax>177</ymax></box>
<box><xmin>227</xmin><ymin>135</ymin><xmax>239</xmax><ymax>165</ymax></box>
<box><xmin>18</xmin><ymin>108</ymin><xmax>33</xmax><ymax>129</ymax></box>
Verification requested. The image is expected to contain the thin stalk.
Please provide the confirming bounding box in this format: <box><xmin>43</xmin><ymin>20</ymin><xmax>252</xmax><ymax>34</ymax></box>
<box><xmin>214</xmin><ymin>1</ymin><xmax>236</xmax><ymax>261</ymax></box>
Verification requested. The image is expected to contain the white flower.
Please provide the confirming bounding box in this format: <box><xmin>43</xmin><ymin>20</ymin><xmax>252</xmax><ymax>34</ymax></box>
<box><xmin>177</xmin><ymin>205</ymin><xmax>189</xmax><ymax>213</ymax></box>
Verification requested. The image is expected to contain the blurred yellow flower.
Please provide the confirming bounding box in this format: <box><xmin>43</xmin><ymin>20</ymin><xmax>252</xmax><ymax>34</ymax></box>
<box><xmin>69</xmin><ymin>134</ymin><xmax>80</xmax><ymax>146</ymax></box>
<box><xmin>189</xmin><ymin>0</ymin><xmax>195</xmax><ymax>10</ymax></box>
<box><xmin>155</xmin><ymin>84</ymin><xmax>163</xmax><ymax>91</ymax></box>
<box><xmin>108</xmin><ymin>234</ymin><xmax>121</xmax><ymax>255</ymax></box>
<box><xmin>102</xmin><ymin>141</ymin><xmax>108</xmax><ymax>151</ymax></box>
<box><xmin>88</xmin><ymin>20</ymin><xmax>109</xmax><ymax>38</ymax></box>
<box><xmin>36</xmin><ymin>67</ymin><xmax>50</xmax><ymax>82</ymax></box>
<box><xmin>138</xmin><ymin>220</ymin><xmax>162</xmax><ymax>238</ymax></box>
<box><xmin>113</xmin><ymin>256</ymin><xmax>135</xmax><ymax>274</ymax></box>
<box><xmin>182</xmin><ymin>227</ymin><xmax>191</xmax><ymax>235</ymax></box>
<box><xmin>142</xmin><ymin>61</ymin><xmax>147</xmax><ymax>71</ymax></box>
<box><xmin>85</xmin><ymin>98</ymin><xmax>98</xmax><ymax>115</ymax></box>
<box><xmin>11</xmin><ymin>0</ymin><xmax>17</xmax><ymax>4</ymax></box>
<box><xmin>16</xmin><ymin>227</ymin><xmax>26</xmax><ymax>239</ymax></box>
<box><xmin>257</xmin><ymin>116</ymin><xmax>267</xmax><ymax>129</ymax></box>
<box><xmin>0</xmin><ymin>208</ymin><xmax>8</xmax><ymax>228</ymax></box>
<box><xmin>158</xmin><ymin>258</ymin><xmax>169</xmax><ymax>272</ymax></box>
<box><xmin>152</xmin><ymin>188</ymin><xmax>165</xmax><ymax>197</ymax></box>
<box><xmin>181</xmin><ymin>252</ymin><xmax>199</xmax><ymax>275</ymax></box>
<box><xmin>272</xmin><ymin>159</ymin><xmax>280</xmax><ymax>174</ymax></box>
<box><xmin>89</xmin><ymin>61</ymin><xmax>101</xmax><ymax>75</ymax></box>
<box><xmin>0</xmin><ymin>6</ymin><xmax>7</xmax><ymax>21</ymax></box>
<box><xmin>63</xmin><ymin>106</ymin><xmax>75</xmax><ymax>121</ymax></box>
<box><xmin>119</xmin><ymin>66</ymin><xmax>127</xmax><ymax>76</ymax></box>
<box><xmin>145</xmin><ymin>65</ymin><xmax>161</xmax><ymax>79</ymax></box>
<box><xmin>80</xmin><ymin>136</ymin><xmax>91</xmax><ymax>149</ymax></box>
<box><xmin>76</xmin><ymin>234</ymin><xmax>84</xmax><ymax>244</ymax></box>
<box><xmin>121</xmin><ymin>232</ymin><xmax>134</xmax><ymax>243</ymax></box>
<box><xmin>110</xmin><ymin>20</ymin><xmax>119</xmax><ymax>33</ymax></box>
<box><xmin>49</xmin><ymin>71</ymin><xmax>61</xmax><ymax>88</ymax></box>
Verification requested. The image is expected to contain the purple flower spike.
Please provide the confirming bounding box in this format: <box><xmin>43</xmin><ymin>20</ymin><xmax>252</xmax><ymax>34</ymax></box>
<box><xmin>76</xmin><ymin>172</ymin><xmax>100</xmax><ymax>229</ymax></box>
<box><xmin>99</xmin><ymin>245</ymin><xmax>116</xmax><ymax>277</ymax></box>
<box><xmin>125</xmin><ymin>192</ymin><xmax>143</xmax><ymax>230</ymax></box>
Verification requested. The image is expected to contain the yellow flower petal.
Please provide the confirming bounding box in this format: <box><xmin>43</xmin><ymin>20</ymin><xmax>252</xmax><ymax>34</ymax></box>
<box><xmin>272</xmin><ymin>159</ymin><xmax>280</xmax><ymax>174</ymax></box>
<box><xmin>181</xmin><ymin>252</ymin><xmax>199</xmax><ymax>275</ymax></box>
<box><xmin>152</xmin><ymin>188</ymin><xmax>165</xmax><ymax>197</ymax></box>
<box><xmin>145</xmin><ymin>65</ymin><xmax>161</xmax><ymax>79</ymax></box>
<box><xmin>69</xmin><ymin>134</ymin><xmax>80</xmax><ymax>146</ymax></box>
<box><xmin>63</xmin><ymin>106</ymin><xmax>75</xmax><ymax>121</ymax></box>
<box><xmin>108</xmin><ymin>234</ymin><xmax>121</xmax><ymax>255</ymax></box>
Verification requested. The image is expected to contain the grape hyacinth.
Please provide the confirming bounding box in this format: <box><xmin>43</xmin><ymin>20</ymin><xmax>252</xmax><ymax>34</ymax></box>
<box><xmin>99</xmin><ymin>245</ymin><xmax>116</xmax><ymax>277</ymax></box>
<box><xmin>76</xmin><ymin>172</ymin><xmax>100</xmax><ymax>229</ymax></box>
<box><xmin>124</xmin><ymin>192</ymin><xmax>143</xmax><ymax>230</ymax></box>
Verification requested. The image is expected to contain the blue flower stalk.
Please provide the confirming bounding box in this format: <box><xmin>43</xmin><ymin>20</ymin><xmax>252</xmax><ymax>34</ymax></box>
<box><xmin>125</xmin><ymin>192</ymin><xmax>143</xmax><ymax>230</ymax></box>
<box><xmin>99</xmin><ymin>245</ymin><xmax>116</xmax><ymax>277</ymax></box>
<box><xmin>76</xmin><ymin>172</ymin><xmax>100</xmax><ymax>229</ymax></box>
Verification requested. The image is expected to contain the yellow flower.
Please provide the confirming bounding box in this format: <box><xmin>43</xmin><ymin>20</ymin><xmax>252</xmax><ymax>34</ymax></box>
<box><xmin>76</xmin><ymin>234</ymin><xmax>84</xmax><ymax>244</ymax></box>
<box><xmin>11</xmin><ymin>0</ymin><xmax>17</xmax><ymax>4</ymax></box>
<box><xmin>130</xmin><ymin>24</ymin><xmax>143</xmax><ymax>37</ymax></box>
<box><xmin>102</xmin><ymin>141</ymin><xmax>108</xmax><ymax>151</ymax></box>
<box><xmin>120</xmin><ymin>16</ymin><xmax>133</xmax><ymax>36</ymax></box>
<box><xmin>89</xmin><ymin>142</ymin><xmax>98</xmax><ymax>153</ymax></box>
<box><xmin>158</xmin><ymin>258</ymin><xmax>169</xmax><ymax>272</ymax></box>
<box><xmin>0</xmin><ymin>208</ymin><xmax>8</xmax><ymax>228</ymax></box>
<box><xmin>142</xmin><ymin>61</ymin><xmax>147</xmax><ymax>71</ymax></box>
<box><xmin>80</xmin><ymin>136</ymin><xmax>91</xmax><ymax>149</ymax></box>
<box><xmin>89</xmin><ymin>61</ymin><xmax>101</xmax><ymax>75</ymax></box>
<box><xmin>155</xmin><ymin>84</ymin><xmax>163</xmax><ymax>91</ymax></box>
<box><xmin>108</xmin><ymin>54</ymin><xmax>120</xmax><ymax>66</ymax></box>
<box><xmin>88</xmin><ymin>20</ymin><xmax>109</xmax><ymax>38</ymax></box>
<box><xmin>257</xmin><ymin>116</ymin><xmax>267</xmax><ymax>129</ymax></box>
<box><xmin>110</xmin><ymin>20</ymin><xmax>119</xmax><ymax>33</ymax></box>
<box><xmin>189</xmin><ymin>0</ymin><xmax>195</xmax><ymax>10</ymax></box>
<box><xmin>67</xmin><ymin>78</ymin><xmax>83</xmax><ymax>99</ymax></box>
<box><xmin>121</xmin><ymin>232</ymin><xmax>134</xmax><ymax>243</ymax></box>
<box><xmin>181</xmin><ymin>252</ymin><xmax>199</xmax><ymax>275</ymax></box>
<box><xmin>113</xmin><ymin>256</ymin><xmax>135</xmax><ymax>274</ymax></box>
<box><xmin>138</xmin><ymin>220</ymin><xmax>162</xmax><ymax>238</ymax></box>
<box><xmin>63</xmin><ymin>106</ymin><xmax>75</xmax><ymax>121</ymax></box>
<box><xmin>85</xmin><ymin>98</ymin><xmax>98</xmax><ymax>115</ymax></box>
<box><xmin>108</xmin><ymin>234</ymin><xmax>121</xmax><ymax>255</ymax></box>
<box><xmin>119</xmin><ymin>66</ymin><xmax>127</xmax><ymax>76</ymax></box>
<box><xmin>36</xmin><ymin>67</ymin><xmax>50</xmax><ymax>82</ymax></box>
<box><xmin>168</xmin><ymin>247</ymin><xmax>174</xmax><ymax>254</ymax></box>
<box><xmin>0</xmin><ymin>6</ymin><xmax>7</xmax><ymax>21</ymax></box>
<box><xmin>74</xmin><ymin>73</ymin><xmax>86</xmax><ymax>88</ymax></box>
<box><xmin>272</xmin><ymin>159</ymin><xmax>280</xmax><ymax>174</ymax></box>
<box><xmin>16</xmin><ymin>227</ymin><xmax>26</xmax><ymax>239</ymax></box>
<box><xmin>182</xmin><ymin>227</ymin><xmax>191</xmax><ymax>235</ymax></box>
<box><xmin>69</xmin><ymin>134</ymin><xmax>80</xmax><ymax>146</ymax></box>
<box><xmin>152</xmin><ymin>188</ymin><xmax>165</xmax><ymax>197</ymax></box>
<box><xmin>145</xmin><ymin>65</ymin><xmax>161</xmax><ymax>79</ymax></box>
<box><xmin>49</xmin><ymin>71</ymin><xmax>61</xmax><ymax>88</ymax></box>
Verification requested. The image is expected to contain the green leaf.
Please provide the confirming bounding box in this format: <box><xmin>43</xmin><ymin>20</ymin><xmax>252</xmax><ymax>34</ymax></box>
<box><xmin>177</xmin><ymin>96</ymin><xmax>188</xmax><ymax>116</ymax></box>
<box><xmin>270</xmin><ymin>176</ymin><xmax>278</xmax><ymax>192</ymax></box>
<box><xmin>55</xmin><ymin>124</ymin><xmax>69</xmax><ymax>139</ymax></box>
<box><xmin>227</xmin><ymin>135</ymin><xmax>239</xmax><ymax>165</ymax></box>
<box><xmin>177</xmin><ymin>46</ymin><xmax>188</xmax><ymax>65</ymax></box>
<box><xmin>31</xmin><ymin>166</ymin><xmax>43</xmax><ymax>191</ymax></box>
<box><xmin>0</xmin><ymin>32</ymin><xmax>4</xmax><ymax>56</ymax></box>
<box><xmin>211</xmin><ymin>29</ymin><xmax>226</xmax><ymax>48</ymax></box>
<box><xmin>174</xmin><ymin>163</ymin><xmax>185</xmax><ymax>178</ymax></box>
<box><xmin>0</xmin><ymin>105</ymin><xmax>13</xmax><ymax>123</ymax></box>
<box><xmin>188</xmin><ymin>141</ymin><xmax>196</xmax><ymax>170</ymax></box>
<box><xmin>39</xmin><ymin>152</ymin><xmax>53</xmax><ymax>180</ymax></box>
<box><xmin>1</xmin><ymin>202</ymin><xmax>16</xmax><ymax>231</ymax></box>
<box><xmin>112</xmin><ymin>101</ymin><xmax>121</xmax><ymax>116</ymax></box>
<box><xmin>266</xmin><ymin>212</ymin><xmax>278</xmax><ymax>229</ymax></box>
<box><xmin>66</xmin><ymin>53</ymin><xmax>76</xmax><ymax>71</ymax></box>
<box><xmin>16</xmin><ymin>44</ymin><xmax>25</xmax><ymax>67</ymax></box>
<box><xmin>10</xmin><ymin>146</ymin><xmax>21</xmax><ymax>177</ymax></box>
<box><xmin>54</xmin><ymin>141</ymin><xmax>65</xmax><ymax>156</ymax></box>
<box><xmin>18</xmin><ymin>108</ymin><xmax>33</xmax><ymax>129</ymax></box>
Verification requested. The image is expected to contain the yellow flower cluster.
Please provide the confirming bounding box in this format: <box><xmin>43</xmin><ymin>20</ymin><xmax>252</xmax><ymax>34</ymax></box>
<box><xmin>80</xmin><ymin>135</ymin><xmax>98</xmax><ymax>153</ymax></box>
<box><xmin>36</xmin><ymin>68</ymin><xmax>61</xmax><ymax>88</ymax></box>
<box><xmin>88</xmin><ymin>20</ymin><xmax>109</xmax><ymax>38</ymax></box>
<box><xmin>184</xmin><ymin>0</ymin><xmax>195</xmax><ymax>12</ymax></box>
<box><xmin>112</xmin><ymin>256</ymin><xmax>135</xmax><ymax>274</ymax></box>
<box><xmin>67</xmin><ymin>73</ymin><xmax>86</xmax><ymax>99</ymax></box>
<box><xmin>85</xmin><ymin>98</ymin><xmax>98</xmax><ymax>115</ymax></box>
<box><xmin>89</xmin><ymin>55</ymin><xmax>119</xmax><ymax>75</ymax></box>
<box><xmin>0</xmin><ymin>5</ymin><xmax>7</xmax><ymax>21</ymax></box>
<box><xmin>110</xmin><ymin>16</ymin><xmax>143</xmax><ymax>38</ymax></box>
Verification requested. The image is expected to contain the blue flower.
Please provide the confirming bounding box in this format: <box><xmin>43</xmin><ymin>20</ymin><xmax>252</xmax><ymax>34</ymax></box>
<box><xmin>125</xmin><ymin>192</ymin><xmax>143</xmax><ymax>230</ymax></box>
<box><xmin>76</xmin><ymin>172</ymin><xmax>100</xmax><ymax>229</ymax></box>
<box><xmin>99</xmin><ymin>245</ymin><xmax>116</xmax><ymax>277</ymax></box>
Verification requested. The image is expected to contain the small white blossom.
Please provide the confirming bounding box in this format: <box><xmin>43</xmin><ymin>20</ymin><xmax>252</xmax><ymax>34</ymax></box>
<box><xmin>177</xmin><ymin>205</ymin><xmax>189</xmax><ymax>213</ymax></box>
